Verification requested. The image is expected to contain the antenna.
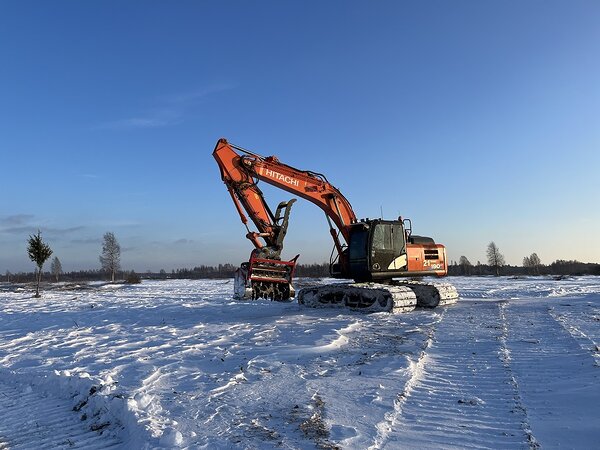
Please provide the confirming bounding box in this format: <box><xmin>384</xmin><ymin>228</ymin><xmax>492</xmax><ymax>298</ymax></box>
<box><xmin>380</xmin><ymin>205</ymin><xmax>384</xmax><ymax>219</ymax></box>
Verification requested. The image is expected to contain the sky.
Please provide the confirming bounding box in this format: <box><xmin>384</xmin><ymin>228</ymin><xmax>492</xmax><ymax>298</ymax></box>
<box><xmin>1</xmin><ymin>1</ymin><xmax>599</xmax><ymax>273</ymax></box>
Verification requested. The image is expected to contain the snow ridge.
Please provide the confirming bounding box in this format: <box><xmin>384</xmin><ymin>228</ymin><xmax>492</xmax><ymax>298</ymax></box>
<box><xmin>0</xmin><ymin>367</ymin><xmax>162</xmax><ymax>449</ymax></box>
<box><xmin>369</xmin><ymin>313</ymin><xmax>441</xmax><ymax>450</ymax></box>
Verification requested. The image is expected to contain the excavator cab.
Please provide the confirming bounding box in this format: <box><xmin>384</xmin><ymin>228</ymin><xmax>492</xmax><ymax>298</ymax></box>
<box><xmin>345</xmin><ymin>219</ymin><xmax>448</xmax><ymax>282</ymax></box>
<box><xmin>347</xmin><ymin>220</ymin><xmax>407</xmax><ymax>281</ymax></box>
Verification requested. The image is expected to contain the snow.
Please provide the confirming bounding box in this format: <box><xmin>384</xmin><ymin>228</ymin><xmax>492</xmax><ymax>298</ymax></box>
<box><xmin>0</xmin><ymin>276</ymin><xmax>599</xmax><ymax>449</ymax></box>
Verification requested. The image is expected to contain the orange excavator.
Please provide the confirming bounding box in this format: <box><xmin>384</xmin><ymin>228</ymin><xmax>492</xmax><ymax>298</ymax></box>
<box><xmin>213</xmin><ymin>138</ymin><xmax>458</xmax><ymax>312</ymax></box>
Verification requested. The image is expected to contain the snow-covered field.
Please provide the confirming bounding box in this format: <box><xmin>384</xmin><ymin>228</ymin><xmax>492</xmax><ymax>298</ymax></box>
<box><xmin>0</xmin><ymin>276</ymin><xmax>598</xmax><ymax>449</ymax></box>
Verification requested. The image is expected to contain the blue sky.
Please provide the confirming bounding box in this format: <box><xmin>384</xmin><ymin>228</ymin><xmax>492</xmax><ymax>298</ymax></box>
<box><xmin>1</xmin><ymin>1</ymin><xmax>599</xmax><ymax>273</ymax></box>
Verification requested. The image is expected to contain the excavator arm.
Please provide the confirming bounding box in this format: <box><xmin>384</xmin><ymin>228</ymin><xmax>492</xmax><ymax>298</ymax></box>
<box><xmin>213</xmin><ymin>139</ymin><xmax>296</xmax><ymax>257</ymax></box>
<box><xmin>213</xmin><ymin>138</ymin><xmax>358</xmax><ymax>260</ymax></box>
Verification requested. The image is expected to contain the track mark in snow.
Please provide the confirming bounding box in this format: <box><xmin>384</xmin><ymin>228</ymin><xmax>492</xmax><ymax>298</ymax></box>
<box><xmin>547</xmin><ymin>304</ymin><xmax>600</xmax><ymax>366</ymax></box>
<box><xmin>373</xmin><ymin>302</ymin><xmax>532</xmax><ymax>449</ymax></box>
<box><xmin>0</xmin><ymin>380</ymin><xmax>121</xmax><ymax>449</ymax></box>
<box><xmin>498</xmin><ymin>303</ymin><xmax>539</xmax><ymax>449</ymax></box>
<box><xmin>369</xmin><ymin>315</ymin><xmax>438</xmax><ymax>450</ymax></box>
<box><xmin>505</xmin><ymin>301</ymin><xmax>600</xmax><ymax>448</ymax></box>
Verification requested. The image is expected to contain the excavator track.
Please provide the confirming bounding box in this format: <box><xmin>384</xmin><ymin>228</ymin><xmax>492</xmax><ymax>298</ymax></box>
<box><xmin>394</xmin><ymin>280</ymin><xmax>459</xmax><ymax>308</ymax></box>
<box><xmin>297</xmin><ymin>283</ymin><xmax>417</xmax><ymax>313</ymax></box>
<box><xmin>297</xmin><ymin>281</ymin><xmax>459</xmax><ymax>313</ymax></box>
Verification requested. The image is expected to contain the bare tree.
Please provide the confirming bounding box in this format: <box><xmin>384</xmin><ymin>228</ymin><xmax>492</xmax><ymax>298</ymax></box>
<box><xmin>50</xmin><ymin>256</ymin><xmax>63</xmax><ymax>282</ymax></box>
<box><xmin>523</xmin><ymin>253</ymin><xmax>542</xmax><ymax>275</ymax></box>
<box><xmin>100</xmin><ymin>232</ymin><xmax>121</xmax><ymax>282</ymax></box>
<box><xmin>27</xmin><ymin>230</ymin><xmax>53</xmax><ymax>297</ymax></box>
<box><xmin>486</xmin><ymin>241</ymin><xmax>505</xmax><ymax>276</ymax></box>
<box><xmin>529</xmin><ymin>253</ymin><xmax>541</xmax><ymax>275</ymax></box>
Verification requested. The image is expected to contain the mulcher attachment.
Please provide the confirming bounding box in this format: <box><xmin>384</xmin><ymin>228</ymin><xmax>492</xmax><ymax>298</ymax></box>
<box><xmin>234</xmin><ymin>254</ymin><xmax>298</xmax><ymax>301</ymax></box>
<box><xmin>297</xmin><ymin>280</ymin><xmax>459</xmax><ymax>313</ymax></box>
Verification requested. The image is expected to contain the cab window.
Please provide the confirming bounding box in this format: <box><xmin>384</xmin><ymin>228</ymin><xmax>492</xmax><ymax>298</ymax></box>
<box><xmin>372</xmin><ymin>223</ymin><xmax>405</xmax><ymax>253</ymax></box>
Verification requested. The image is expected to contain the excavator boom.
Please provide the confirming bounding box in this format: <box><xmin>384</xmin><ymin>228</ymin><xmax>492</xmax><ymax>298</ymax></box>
<box><xmin>213</xmin><ymin>139</ymin><xmax>357</xmax><ymax>260</ymax></box>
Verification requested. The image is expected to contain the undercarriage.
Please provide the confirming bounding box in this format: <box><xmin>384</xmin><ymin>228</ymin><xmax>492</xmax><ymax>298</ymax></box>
<box><xmin>297</xmin><ymin>280</ymin><xmax>459</xmax><ymax>313</ymax></box>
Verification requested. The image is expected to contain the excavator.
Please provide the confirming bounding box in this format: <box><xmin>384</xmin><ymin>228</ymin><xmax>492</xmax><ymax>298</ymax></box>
<box><xmin>213</xmin><ymin>138</ymin><xmax>458</xmax><ymax>313</ymax></box>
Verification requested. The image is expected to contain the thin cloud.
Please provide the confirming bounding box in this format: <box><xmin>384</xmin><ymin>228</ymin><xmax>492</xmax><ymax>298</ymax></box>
<box><xmin>1</xmin><ymin>226</ymin><xmax>37</xmax><ymax>235</ymax></box>
<box><xmin>45</xmin><ymin>226</ymin><xmax>86</xmax><ymax>236</ymax></box>
<box><xmin>0</xmin><ymin>214</ymin><xmax>34</xmax><ymax>226</ymax></box>
<box><xmin>96</xmin><ymin>83</ymin><xmax>236</xmax><ymax>130</ymax></box>
<box><xmin>71</xmin><ymin>238</ymin><xmax>102</xmax><ymax>244</ymax></box>
<box><xmin>97</xmin><ymin>110</ymin><xmax>181</xmax><ymax>130</ymax></box>
<box><xmin>174</xmin><ymin>238</ymin><xmax>194</xmax><ymax>245</ymax></box>
<box><xmin>0</xmin><ymin>216</ymin><xmax>86</xmax><ymax>241</ymax></box>
<box><xmin>2</xmin><ymin>225</ymin><xmax>85</xmax><ymax>236</ymax></box>
<box><xmin>97</xmin><ymin>220</ymin><xmax>141</xmax><ymax>228</ymax></box>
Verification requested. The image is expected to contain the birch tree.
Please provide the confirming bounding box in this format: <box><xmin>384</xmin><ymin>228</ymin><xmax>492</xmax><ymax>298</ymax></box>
<box><xmin>100</xmin><ymin>232</ymin><xmax>121</xmax><ymax>282</ymax></box>
<box><xmin>50</xmin><ymin>256</ymin><xmax>63</xmax><ymax>282</ymax></box>
<box><xmin>523</xmin><ymin>252</ymin><xmax>541</xmax><ymax>275</ymax></box>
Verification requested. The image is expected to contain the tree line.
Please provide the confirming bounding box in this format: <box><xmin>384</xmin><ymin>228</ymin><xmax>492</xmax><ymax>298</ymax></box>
<box><xmin>448</xmin><ymin>259</ymin><xmax>600</xmax><ymax>276</ymax></box>
<box><xmin>5</xmin><ymin>262</ymin><xmax>334</xmax><ymax>283</ymax></box>
<box><xmin>7</xmin><ymin>236</ymin><xmax>600</xmax><ymax>292</ymax></box>
<box><xmin>450</xmin><ymin>241</ymin><xmax>600</xmax><ymax>276</ymax></box>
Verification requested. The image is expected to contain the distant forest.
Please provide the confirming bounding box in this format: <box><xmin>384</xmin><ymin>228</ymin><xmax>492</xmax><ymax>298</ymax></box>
<box><xmin>3</xmin><ymin>263</ymin><xmax>331</xmax><ymax>283</ymax></box>
<box><xmin>4</xmin><ymin>260</ymin><xmax>600</xmax><ymax>284</ymax></box>
<box><xmin>446</xmin><ymin>259</ymin><xmax>600</xmax><ymax>277</ymax></box>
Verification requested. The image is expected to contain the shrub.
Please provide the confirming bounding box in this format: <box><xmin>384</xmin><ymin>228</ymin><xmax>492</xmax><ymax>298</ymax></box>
<box><xmin>125</xmin><ymin>271</ymin><xmax>141</xmax><ymax>284</ymax></box>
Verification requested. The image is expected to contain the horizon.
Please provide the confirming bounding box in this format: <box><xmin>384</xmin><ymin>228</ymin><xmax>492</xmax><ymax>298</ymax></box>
<box><xmin>4</xmin><ymin>256</ymin><xmax>599</xmax><ymax>278</ymax></box>
<box><xmin>1</xmin><ymin>1</ymin><xmax>599</xmax><ymax>273</ymax></box>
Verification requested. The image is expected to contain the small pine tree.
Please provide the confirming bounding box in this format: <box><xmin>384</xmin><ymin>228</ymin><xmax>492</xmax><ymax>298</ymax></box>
<box><xmin>27</xmin><ymin>230</ymin><xmax>53</xmax><ymax>297</ymax></box>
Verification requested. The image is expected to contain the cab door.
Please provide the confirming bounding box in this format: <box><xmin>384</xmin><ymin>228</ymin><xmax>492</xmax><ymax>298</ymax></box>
<box><xmin>348</xmin><ymin>227</ymin><xmax>370</xmax><ymax>281</ymax></box>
